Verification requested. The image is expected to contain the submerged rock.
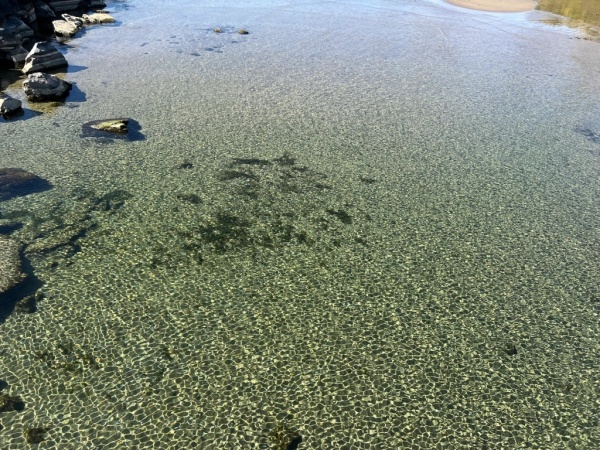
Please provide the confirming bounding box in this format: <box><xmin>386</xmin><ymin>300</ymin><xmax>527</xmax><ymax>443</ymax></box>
<box><xmin>23</xmin><ymin>72</ymin><xmax>72</xmax><ymax>101</ymax></box>
<box><xmin>91</xmin><ymin>118</ymin><xmax>128</xmax><ymax>133</ymax></box>
<box><xmin>81</xmin><ymin>118</ymin><xmax>145</xmax><ymax>141</ymax></box>
<box><xmin>0</xmin><ymin>235</ymin><xmax>24</xmax><ymax>295</ymax></box>
<box><xmin>0</xmin><ymin>168</ymin><xmax>52</xmax><ymax>201</ymax></box>
<box><xmin>22</xmin><ymin>41</ymin><xmax>68</xmax><ymax>74</ymax></box>
<box><xmin>0</xmin><ymin>95</ymin><xmax>22</xmax><ymax>117</ymax></box>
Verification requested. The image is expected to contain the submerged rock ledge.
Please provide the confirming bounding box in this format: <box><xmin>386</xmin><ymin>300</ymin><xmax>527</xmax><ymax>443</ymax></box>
<box><xmin>0</xmin><ymin>235</ymin><xmax>24</xmax><ymax>295</ymax></box>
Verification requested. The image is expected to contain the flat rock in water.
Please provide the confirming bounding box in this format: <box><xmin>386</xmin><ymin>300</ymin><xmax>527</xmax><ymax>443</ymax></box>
<box><xmin>0</xmin><ymin>235</ymin><xmax>24</xmax><ymax>295</ymax></box>
<box><xmin>23</xmin><ymin>72</ymin><xmax>72</xmax><ymax>101</ymax></box>
<box><xmin>22</xmin><ymin>41</ymin><xmax>68</xmax><ymax>74</ymax></box>
<box><xmin>83</xmin><ymin>12</ymin><xmax>115</xmax><ymax>24</ymax></box>
<box><xmin>0</xmin><ymin>168</ymin><xmax>52</xmax><ymax>201</ymax></box>
<box><xmin>53</xmin><ymin>19</ymin><xmax>81</xmax><ymax>37</ymax></box>
<box><xmin>89</xmin><ymin>118</ymin><xmax>128</xmax><ymax>133</ymax></box>
<box><xmin>81</xmin><ymin>118</ymin><xmax>145</xmax><ymax>141</ymax></box>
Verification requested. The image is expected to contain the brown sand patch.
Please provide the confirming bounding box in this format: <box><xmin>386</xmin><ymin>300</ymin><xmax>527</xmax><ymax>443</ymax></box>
<box><xmin>445</xmin><ymin>0</ymin><xmax>537</xmax><ymax>12</ymax></box>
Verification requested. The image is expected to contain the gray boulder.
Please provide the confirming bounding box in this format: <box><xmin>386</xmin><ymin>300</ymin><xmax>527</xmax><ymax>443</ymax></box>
<box><xmin>23</xmin><ymin>72</ymin><xmax>72</xmax><ymax>101</ymax></box>
<box><xmin>3</xmin><ymin>17</ymin><xmax>34</xmax><ymax>40</ymax></box>
<box><xmin>0</xmin><ymin>28</ymin><xmax>28</xmax><ymax>69</ymax></box>
<box><xmin>0</xmin><ymin>95</ymin><xmax>22</xmax><ymax>116</ymax></box>
<box><xmin>22</xmin><ymin>41</ymin><xmax>68</xmax><ymax>74</ymax></box>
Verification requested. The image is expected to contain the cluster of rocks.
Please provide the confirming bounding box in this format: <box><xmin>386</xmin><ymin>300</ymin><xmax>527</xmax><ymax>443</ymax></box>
<box><xmin>1</xmin><ymin>1</ymin><xmax>108</xmax><ymax>68</ymax></box>
<box><xmin>0</xmin><ymin>0</ymin><xmax>114</xmax><ymax>116</ymax></box>
<box><xmin>53</xmin><ymin>11</ymin><xmax>114</xmax><ymax>37</ymax></box>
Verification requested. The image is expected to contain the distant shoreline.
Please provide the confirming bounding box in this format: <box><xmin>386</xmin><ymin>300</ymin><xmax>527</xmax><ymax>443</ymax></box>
<box><xmin>444</xmin><ymin>0</ymin><xmax>537</xmax><ymax>12</ymax></box>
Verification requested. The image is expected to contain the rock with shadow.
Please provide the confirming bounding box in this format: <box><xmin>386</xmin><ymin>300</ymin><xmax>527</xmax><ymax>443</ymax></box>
<box><xmin>0</xmin><ymin>94</ymin><xmax>22</xmax><ymax>117</ymax></box>
<box><xmin>81</xmin><ymin>118</ymin><xmax>145</xmax><ymax>141</ymax></box>
<box><xmin>23</xmin><ymin>72</ymin><xmax>72</xmax><ymax>101</ymax></box>
<box><xmin>21</xmin><ymin>41</ymin><xmax>68</xmax><ymax>74</ymax></box>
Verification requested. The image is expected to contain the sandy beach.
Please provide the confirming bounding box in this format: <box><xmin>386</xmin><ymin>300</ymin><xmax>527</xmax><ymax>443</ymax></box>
<box><xmin>445</xmin><ymin>0</ymin><xmax>537</xmax><ymax>12</ymax></box>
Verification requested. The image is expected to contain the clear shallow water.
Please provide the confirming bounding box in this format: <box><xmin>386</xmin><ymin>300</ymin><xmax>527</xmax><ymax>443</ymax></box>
<box><xmin>1</xmin><ymin>0</ymin><xmax>600</xmax><ymax>448</ymax></box>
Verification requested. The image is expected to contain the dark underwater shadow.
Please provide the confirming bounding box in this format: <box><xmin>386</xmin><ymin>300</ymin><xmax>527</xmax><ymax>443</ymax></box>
<box><xmin>1</xmin><ymin>108</ymin><xmax>43</xmax><ymax>122</ymax></box>
<box><xmin>67</xmin><ymin>65</ymin><xmax>88</xmax><ymax>74</ymax></box>
<box><xmin>67</xmin><ymin>83</ymin><xmax>86</xmax><ymax>102</ymax></box>
<box><xmin>0</xmin><ymin>251</ymin><xmax>43</xmax><ymax>324</ymax></box>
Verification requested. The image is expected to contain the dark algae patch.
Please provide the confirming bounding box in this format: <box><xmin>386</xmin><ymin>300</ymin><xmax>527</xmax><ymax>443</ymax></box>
<box><xmin>575</xmin><ymin>126</ymin><xmax>600</xmax><ymax>144</ymax></box>
<box><xmin>269</xmin><ymin>423</ymin><xmax>303</xmax><ymax>450</ymax></box>
<box><xmin>24</xmin><ymin>426</ymin><xmax>51</xmax><ymax>444</ymax></box>
<box><xmin>231</xmin><ymin>157</ymin><xmax>272</xmax><ymax>166</ymax></box>
<box><xmin>190</xmin><ymin>153</ymin><xmax>364</xmax><ymax>256</ymax></box>
<box><xmin>196</xmin><ymin>212</ymin><xmax>252</xmax><ymax>253</ymax></box>
<box><xmin>0</xmin><ymin>393</ymin><xmax>25</xmax><ymax>413</ymax></box>
<box><xmin>176</xmin><ymin>193</ymin><xmax>203</xmax><ymax>204</ymax></box>
<box><xmin>218</xmin><ymin>169</ymin><xmax>259</xmax><ymax>181</ymax></box>
<box><xmin>326</xmin><ymin>208</ymin><xmax>353</xmax><ymax>224</ymax></box>
<box><xmin>152</xmin><ymin>152</ymin><xmax>371</xmax><ymax>267</ymax></box>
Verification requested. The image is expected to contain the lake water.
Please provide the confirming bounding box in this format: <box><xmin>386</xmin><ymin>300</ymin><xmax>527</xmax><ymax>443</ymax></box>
<box><xmin>1</xmin><ymin>0</ymin><xmax>599</xmax><ymax>448</ymax></box>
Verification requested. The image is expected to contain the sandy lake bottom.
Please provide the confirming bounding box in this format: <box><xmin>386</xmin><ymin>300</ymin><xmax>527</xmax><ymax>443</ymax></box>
<box><xmin>1</xmin><ymin>0</ymin><xmax>599</xmax><ymax>448</ymax></box>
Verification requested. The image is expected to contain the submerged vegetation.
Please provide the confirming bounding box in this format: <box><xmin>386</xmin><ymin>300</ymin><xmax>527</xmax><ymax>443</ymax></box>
<box><xmin>538</xmin><ymin>0</ymin><xmax>600</xmax><ymax>28</ymax></box>
<box><xmin>167</xmin><ymin>152</ymin><xmax>368</xmax><ymax>262</ymax></box>
<box><xmin>24</xmin><ymin>427</ymin><xmax>50</xmax><ymax>444</ymax></box>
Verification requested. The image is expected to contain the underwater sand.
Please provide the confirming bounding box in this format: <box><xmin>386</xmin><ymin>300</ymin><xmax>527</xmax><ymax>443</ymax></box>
<box><xmin>1</xmin><ymin>0</ymin><xmax>600</xmax><ymax>448</ymax></box>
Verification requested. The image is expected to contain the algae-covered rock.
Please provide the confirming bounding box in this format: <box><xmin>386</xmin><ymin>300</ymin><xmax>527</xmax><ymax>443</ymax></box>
<box><xmin>90</xmin><ymin>118</ymin><xmax>128</xmax><ymax>133</ymax></box>
<box><xmin>0</xmin><ymin>168</ymin><xmax>52</xmax><ymax>201</ymax></box>
<box><xmin>81</xmin><ymin>118</ymin><xmax>145</xmax><ymax>141</ymax></box>
<box><xmin>0</xmin><ymin>235</ymin><xmax>24</xmax><ymax>294</ymax></box>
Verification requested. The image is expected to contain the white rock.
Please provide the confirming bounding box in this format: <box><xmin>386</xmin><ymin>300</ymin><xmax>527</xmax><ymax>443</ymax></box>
<box><xmin>83</xmin><ymin>13</ymin><xmax>115</xmax><ymax>24</ymax></box>
<box><xmin>53</xmin><ymin>19</ymin><xmax>81</xmax><ymax>37</ymax></box>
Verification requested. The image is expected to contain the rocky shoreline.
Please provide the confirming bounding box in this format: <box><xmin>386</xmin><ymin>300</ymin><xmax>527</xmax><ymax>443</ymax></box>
<box><xmin>0</xmin><ymin>1</ymin><xmax>118</xmax><ymax>317</ymax></box>
<box><xmin>1</xmin><ymin>0</ymin><xmax>114</xmax><ymax>113</ymax></box>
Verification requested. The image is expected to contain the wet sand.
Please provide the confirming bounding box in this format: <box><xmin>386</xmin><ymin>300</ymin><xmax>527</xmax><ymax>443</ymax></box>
<box><xmin>445</xmin><ymin>0</ymin><xmax>537</xmax><ymax>12</ymax></box>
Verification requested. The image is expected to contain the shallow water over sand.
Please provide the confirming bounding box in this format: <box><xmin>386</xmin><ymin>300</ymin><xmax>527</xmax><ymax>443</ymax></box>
<box><xmin>1</xmin><ymin>0</ymin><xmax>600</xmax><ymax>448</ymax></box>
